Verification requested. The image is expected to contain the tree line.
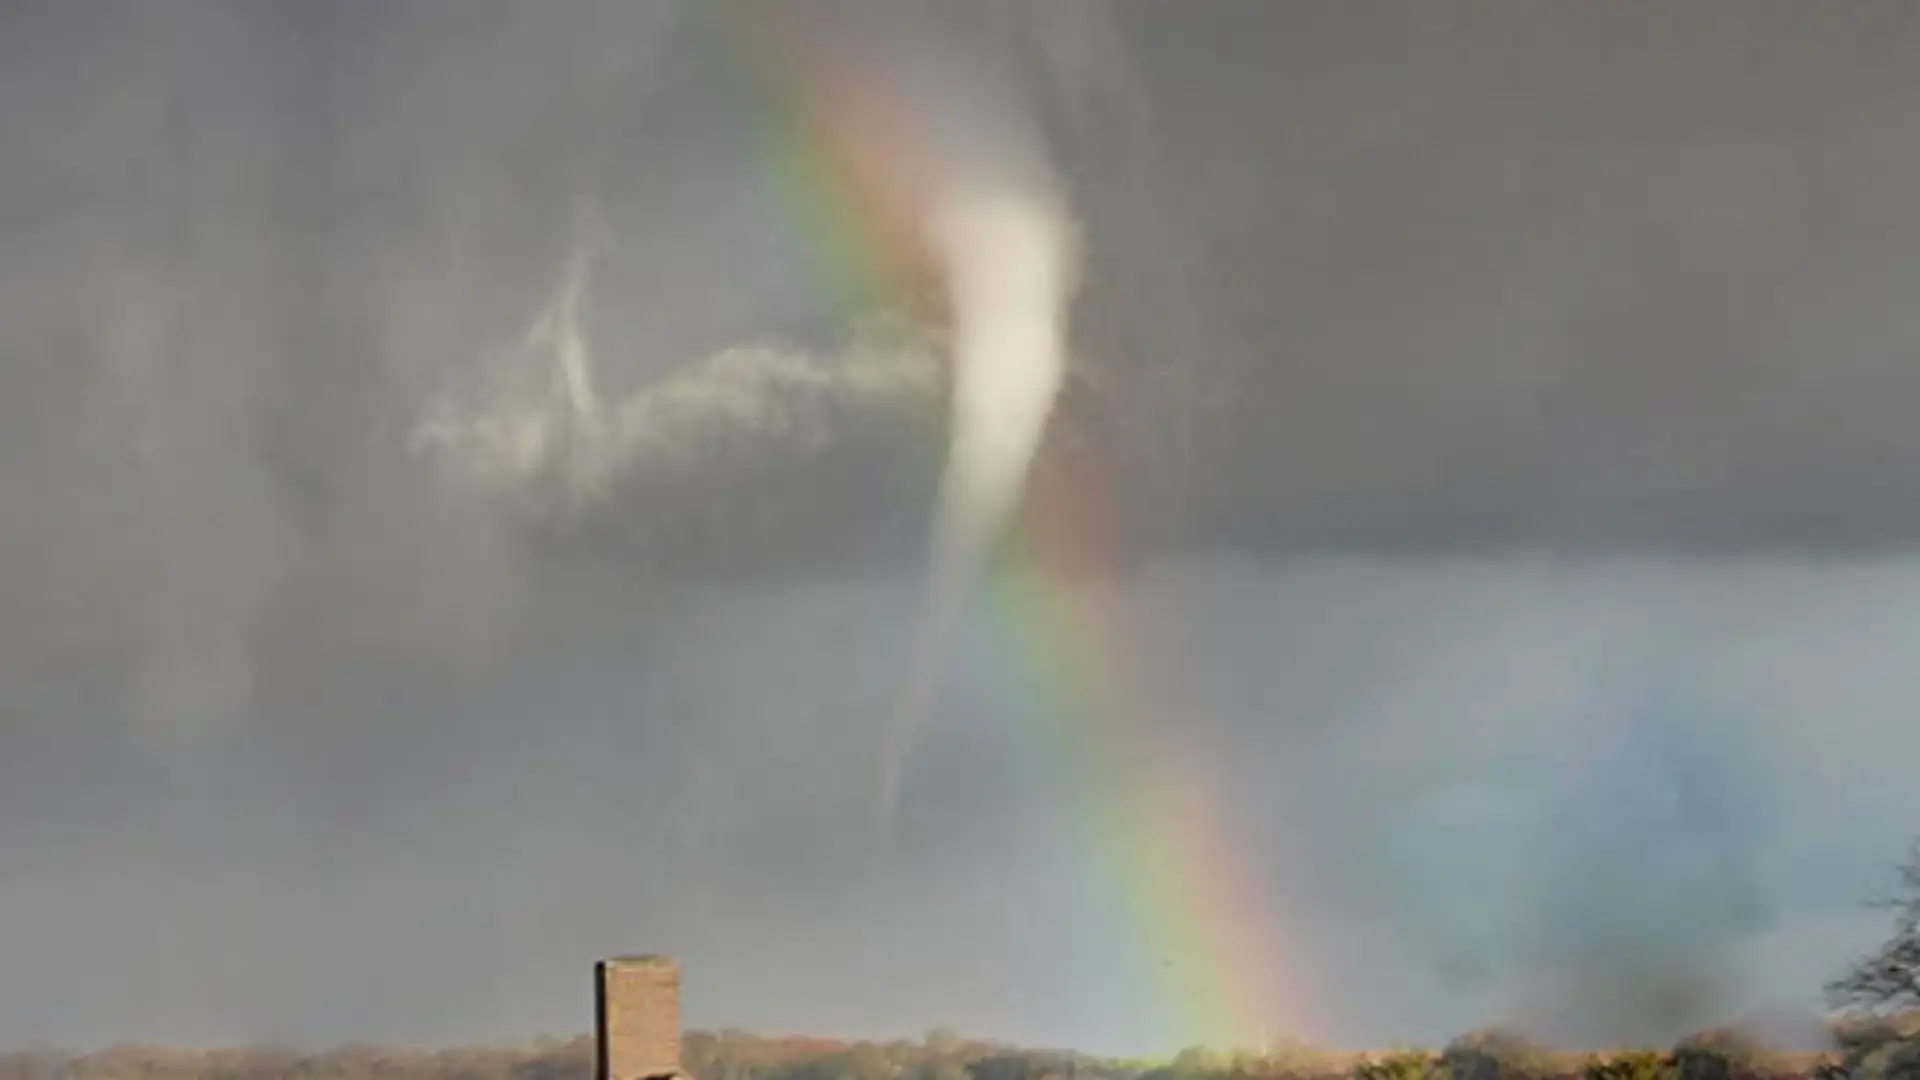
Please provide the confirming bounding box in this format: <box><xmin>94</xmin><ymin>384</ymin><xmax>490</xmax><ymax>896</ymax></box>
<box><xmin>1</xmin><ymin>841</ymin><xmax>1917</xmax><ymax>1080</ymax></box>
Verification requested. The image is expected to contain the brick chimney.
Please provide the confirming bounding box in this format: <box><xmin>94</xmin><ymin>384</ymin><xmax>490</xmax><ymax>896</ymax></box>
<box><xmin>596</xmin><ymin>955</ymin><xmax>681</xmax><ymax>1080</ymax></box>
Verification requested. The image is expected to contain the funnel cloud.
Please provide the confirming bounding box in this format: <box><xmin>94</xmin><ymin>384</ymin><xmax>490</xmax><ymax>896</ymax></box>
<box><xmin>877</xmin><ymin>104</ymin><xmax>1078</xmax><ymax>846</ymax></box>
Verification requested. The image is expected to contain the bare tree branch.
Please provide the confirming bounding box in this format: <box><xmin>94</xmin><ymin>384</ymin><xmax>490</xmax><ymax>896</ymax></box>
<box><xmin>1827</xmin><ymin>839</ymin><xmax>1920</xmax><ymax>1016</ymax></box>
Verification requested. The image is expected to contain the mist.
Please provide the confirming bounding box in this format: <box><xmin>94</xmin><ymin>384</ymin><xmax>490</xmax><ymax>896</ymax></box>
<box><xmin>6</xmin><ymin>0</ymin><xmax>1920</xmax><ymax>1058</ymax></box>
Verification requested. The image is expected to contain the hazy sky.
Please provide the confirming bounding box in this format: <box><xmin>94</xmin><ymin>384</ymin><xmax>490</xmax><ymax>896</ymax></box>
<box><xmin>5</xmin><ymin>0</ymin><xmax>1920</xmax><ymax>1058</ymax></box>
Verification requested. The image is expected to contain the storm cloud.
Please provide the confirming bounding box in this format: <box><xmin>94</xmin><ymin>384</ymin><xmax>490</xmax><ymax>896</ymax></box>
<box><xmin>4</xmin><ymin>0</ymin><xmax>1920</xmax><ymax>1058</ymax></box>
<box><xmin>495</xmin><ymin>0</ymin><xmax>1920</xmax><ymax>570</ymax></box>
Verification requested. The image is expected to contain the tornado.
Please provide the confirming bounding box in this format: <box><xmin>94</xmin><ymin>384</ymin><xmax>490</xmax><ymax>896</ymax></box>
<box><xmin>725</xmin><ymin>2</ymin><xmax>1082</xmax><ymax>845</ymax></box>
<box><xmin>876</xmin><ymin>172</ymin><xmax>1077</xmax><ymax>847</ymax></box>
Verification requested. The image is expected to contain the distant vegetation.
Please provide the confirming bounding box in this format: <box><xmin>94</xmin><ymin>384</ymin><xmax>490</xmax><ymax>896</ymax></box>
<box><xmin>2</xmin><ymin>1021</ymin><xmax>1915</xmax><ymax>1080</ymax></box>
<box><xmin>6</xmin><ymin>841</ymin><xmax>1920</xmax><ymax>1079</ymax></box>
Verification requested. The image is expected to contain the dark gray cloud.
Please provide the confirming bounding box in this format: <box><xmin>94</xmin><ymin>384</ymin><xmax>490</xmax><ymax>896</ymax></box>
<box><xmin>16</xmin><ymin>2</ymin><xmax>1920</xmax><ymax>598</ymax></box>
<box><xmin>4</xmin><ymin>0</ymin><xmax>1920</xmax><ymax>1058</ymax></box>
<box><xmin>382</xmin><ymin>0</ymin><xmax>1920</xmax><ymax>575</ymax></box>
<box><xmin>1131</xmin><ymin>2</ymin><xmax>1920</xmax><ymax>559</ymax></box>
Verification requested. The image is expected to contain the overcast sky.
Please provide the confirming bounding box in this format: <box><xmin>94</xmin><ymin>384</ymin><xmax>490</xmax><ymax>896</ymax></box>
<box><xmin>5</xmin><ymin>0</ymin><xmax>1920</xmax><ymax>1058</ymax></box>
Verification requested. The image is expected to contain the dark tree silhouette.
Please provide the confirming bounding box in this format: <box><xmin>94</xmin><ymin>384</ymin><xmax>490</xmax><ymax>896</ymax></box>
<box><xmin>1828</xmin><ymin>838</ymin><xmax>1920</xmax><ymax>1016</ymax></box>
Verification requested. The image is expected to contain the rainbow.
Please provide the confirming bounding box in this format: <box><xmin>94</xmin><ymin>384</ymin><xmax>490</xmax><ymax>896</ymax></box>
<box><xmin>701</xmin><ymin>0</ymin><xmax>943</xmax><ymax>320</ymax></box>
<box><xmin>696</xmin><ymin>1</ymin><xmax>1312</xmax><ymax>1054</ymax></box>
<box><xmin>985</xmin><ymin>465</ymin><xmax>1311</xmax><ymax>1054</ymax></box>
